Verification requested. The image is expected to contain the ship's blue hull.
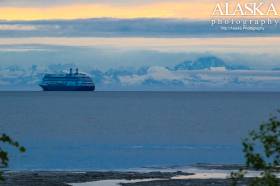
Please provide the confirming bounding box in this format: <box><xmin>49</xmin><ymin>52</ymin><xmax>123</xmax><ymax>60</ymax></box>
<box><xmin>40</xmin><ymin>85</ymin><xmax>95</xmax><ymax>91</ymax></box>
<box><xmin>40</xmin><ymin>70</ymin><xmax>95</xmax><ymax>91</ymax></box>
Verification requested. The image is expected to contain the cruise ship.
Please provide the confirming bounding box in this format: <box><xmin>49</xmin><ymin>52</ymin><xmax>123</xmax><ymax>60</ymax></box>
<box><xmin>39</xmin><ymin>68</ymin><xmax>95</xmax><ymax>91</ymax></box>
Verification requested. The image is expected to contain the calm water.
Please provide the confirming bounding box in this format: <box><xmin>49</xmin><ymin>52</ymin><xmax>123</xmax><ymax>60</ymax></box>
<box><xmin>1</xmin><ymin>91</ymin><xmax>280</xmax><ymax>170</ymax></box>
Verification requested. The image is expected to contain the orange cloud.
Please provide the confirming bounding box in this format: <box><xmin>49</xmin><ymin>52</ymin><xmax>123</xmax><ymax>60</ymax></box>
<box><xmin>0</xmin><ymin>2</ymin><xmax>214</xmax><ymax>20</ymax></box>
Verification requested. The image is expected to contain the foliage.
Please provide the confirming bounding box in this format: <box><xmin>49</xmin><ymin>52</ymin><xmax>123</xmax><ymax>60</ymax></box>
<box><xmin>0</xmin><ymin>133</ymin><xmax>25</xmax><ymax>181</ymax></box>
<box><xmin>231</xmin><ymin>112</ymin><xmax>280</xmax><ymax>186</ymax></box>
<box><xmin>230</xmin><ymin>169</ymin><xmax>245</xmax><ymax>186</ymax></box>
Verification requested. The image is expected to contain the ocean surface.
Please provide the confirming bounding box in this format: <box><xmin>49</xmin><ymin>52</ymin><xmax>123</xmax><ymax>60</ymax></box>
<box><xmin>1</xmin><ymin>91</ymin><xmax>280</xmax><ymax>171</ymax></box>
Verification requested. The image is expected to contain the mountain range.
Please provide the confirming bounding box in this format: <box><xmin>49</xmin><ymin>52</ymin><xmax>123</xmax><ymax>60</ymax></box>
<box><xmin>173</xmin><ymin>56</ymin><xmax>250</xmax><ymax>71</ymax></box>
<box><xmin>0</xmin><ymin>56</ymin><xmax>279</xmax><ymax>91</ymax></box>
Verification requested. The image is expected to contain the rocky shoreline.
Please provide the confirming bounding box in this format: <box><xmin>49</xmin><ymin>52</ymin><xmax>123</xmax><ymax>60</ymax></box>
<box><xmin>0</xmin><ymin>165</ymin><xmax>255</xmax><ymax>186</ymax></box>
<box><xmin>121</xmin><ymin>179</ymin><xmax>249</xmax><ymax>186</ymax></box>
<box><xmin>0</xmin><ymin>171</ymin><xmax>191</xmax><ymax>186</ymax></box>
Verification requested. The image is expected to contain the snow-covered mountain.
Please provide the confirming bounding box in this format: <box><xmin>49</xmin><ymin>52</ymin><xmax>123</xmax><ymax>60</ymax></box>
<box><xmin>0</xmin><ymin>56</ymin><xmax>279</xmax><ymax>91</ymax></box>
<box><xmin>173</xmin><ymin>56</ymin><xmax>250</xmax><ymax>71</ymax></box>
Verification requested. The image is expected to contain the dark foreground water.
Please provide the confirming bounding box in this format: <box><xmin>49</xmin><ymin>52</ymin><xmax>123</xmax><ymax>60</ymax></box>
<box><xmin>0</xmin><ymin>91</ymin><xmax>280</xmax><ymax>170</ymax></box>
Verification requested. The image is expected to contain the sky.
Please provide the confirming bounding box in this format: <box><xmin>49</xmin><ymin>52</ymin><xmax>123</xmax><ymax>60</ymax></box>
<box><xmin>0</xmin><ymin>0</ymin><xmax>280</xmax><ymax>90</ymax></box>
<box><xmin>0</xmin><ymin>0</ymin><xmax>279</xmax><ymax>20</ymax></box>
<box><xmin>0</xmin><ymin>0</ymin><xmax>215</xmax><ymax>20</ymax></box>
<box><xmin>4</xmin><ymin>0</ymin><xmax>280</xmax><ymax>20</ymax></box>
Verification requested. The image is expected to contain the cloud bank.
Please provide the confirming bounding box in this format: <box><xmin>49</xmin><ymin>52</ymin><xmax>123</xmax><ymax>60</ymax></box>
<box><xmin>0</xmin><ymin>19</ymin><xmax>280</xmax><ymax>37</ymax></box>
<box><xmin>1</xmin><ymin>55</ymin><xmax>280</xmax><ymax>91</ymax></box>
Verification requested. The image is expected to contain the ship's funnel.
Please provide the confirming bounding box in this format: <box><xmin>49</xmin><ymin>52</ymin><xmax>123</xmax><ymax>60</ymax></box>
<box><xmin>69</xmin><ymin>68</ymin><xmax>73</xmax><ymax>75</ymax></box>
<box><xmin>75</xmin><ymin>68</ymin><xmax>79</xmax><ymax>75</ymax></box>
